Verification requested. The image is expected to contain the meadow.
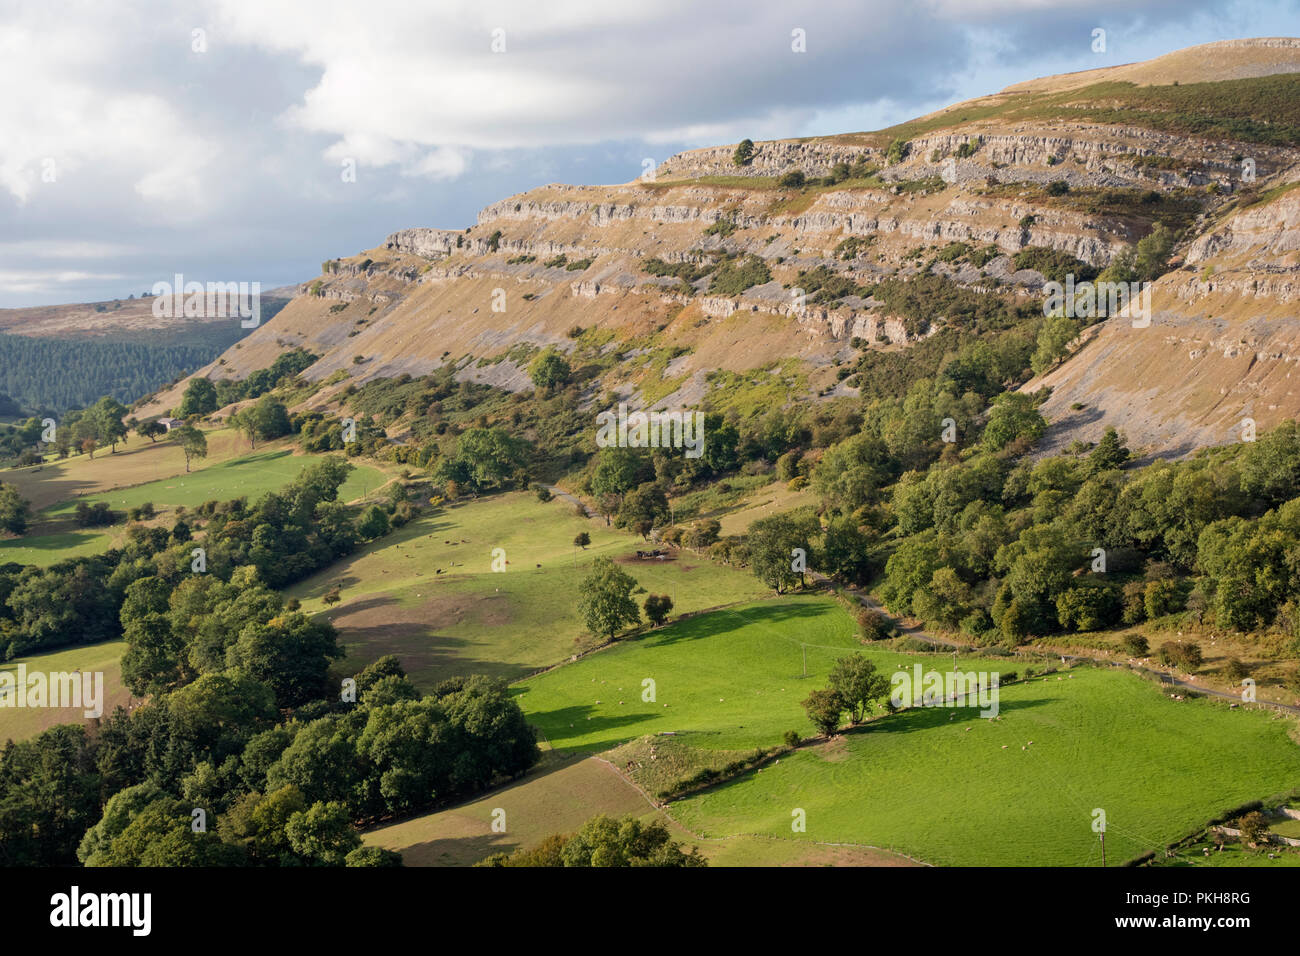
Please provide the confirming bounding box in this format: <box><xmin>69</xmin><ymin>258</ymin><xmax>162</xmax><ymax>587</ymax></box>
<box><xmin>289</xmin><ymin>491</ymin><xmax>770</xmax><ymax>691</ymax></box>
<box><xmin>0</xmin><ymin>641</ymin><xmax>129</xmax><ymax>744</ymax></box>
<box><xmin>0</xmin><ymin>445</ymin><xmax>388</xmax><ymax>567</ymax></box>
<box><xmin>668</xmin><ymin>665</ymin><xmax>1300</xmax><ymax>866</ymax></box>
<box><xmin>362</xmin><ymin>751</ymin><xmax>917</xmax><ymax>867</ymax></box>
<box><xmin>0</xmin><ymin>427</ymin><xmax>252</xmax><ymax>510</ymax></box>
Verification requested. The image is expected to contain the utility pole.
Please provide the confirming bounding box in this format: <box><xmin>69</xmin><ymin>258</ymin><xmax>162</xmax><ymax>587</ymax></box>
<box><xmin>1100</xmin><ymin>830</ymin><xmax>1106</xmax><ymax>868</ymax></box>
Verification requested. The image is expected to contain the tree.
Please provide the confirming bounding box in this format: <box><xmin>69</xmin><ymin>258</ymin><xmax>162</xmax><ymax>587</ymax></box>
<box><xmin>89</xmin><ymin>396</ymin><xmax>129</xmax><ymax>453</ymax></box>
<box><xmin>528</xmin><ymin>349</ymin><xmax>571</xmax><ymax>393</ymax></box>
<box><xmin>0</xmin><ymin>482</ymin><xmax>30</xmax><ymax>534</ymax></box>
<box><xmin>643</xmin><ymin>594</ymin><xmax>673</xmax><ymax>627</ymax></box>
<box><xmin>173</xmin><ymin>424</ymin><xmax>207</xmax><ymax>473</ymax></box>
<box><xmin>1089</xmin><ymin>426</ymin><xmax>1130</xmax><ymax>472</ymax></box>
<box><xmin>483</xmin><ymin>815</ymin><xmax>705</xmax><ymax>867</ymax></box>
<box><xmin>230</xmin><ymin>408</ymin><xmax>258</xmax><ymax>449</ymax></box>
<box><xmin>284</xmin><ymin>800</ymin><xmax>361</xmax><ymax>866</ymax></box>
<box><xmin>573</xmin><ymin>531</ymin><xmax>591</xmax><ymax>550</ymax></box>
<box><xmin>1134</xmin><ymin>223</ymin><xmax>1174</xmax><ymax>280</ymax></box>
<box><xmin>137</xmin><ymin>420</ymin><xmax>167</xmax><ymax>443</ymax></box>
<box><xmin>616</xmin><ymin>484</ymin><xmax>670</xmax><ymax>536</ymax></box>
<box><xmin>684</xmin><ymin>518</ymin><xmax>721</xmax><ymax>552</ymax></box>
<box><xmin>1238</xmin><ymin>811</ymin><xmax>1270</xmax><ymax>848</ymax></box>
<box><xmin>225</xmin><ymin>612</ymin><xmax>344</xmax><ymax>708</ymax></box>
<box><xmin>577</xmin><ymin>556</ymin><xmax>641</xmax><ymax>642</ymax></box>
<box><xmin>732</xmin><ymin>138</ymin><xmax>754</xmax><ymax>167</ymax></box>
<box><xmin>802</xmin><ymin>688</ymin><xmax>845</xmax><ymax>737</ymax></box>
<box><xmin>356</xmin><ymin>505</ymin><xmax>390</xmax><ymax>541</ymax></box>
<box><xmin>1030</xmin><ymin>314</ymin><xmax>1080</xmax><ymax>375</ymax></box>
<box><xmin>248</xmin><ymin>396</ymin><xmax>292</xmax><ymax>443</ymax></box>
<box><xmin>178</xmin><ymin>377</ymin><xmax>219</xmax><ymax>418</ymax></box>
<box><xmin>827</xmin><ymin>654</ymin><xmax>889</xmax><ymax>724</ymax></box>
<box><xmin>982</xmin><ymin>392</ymin><xmax>1047</xmax><ymax>450</ymax></box>
<box><xmin>747</xmin><ymin>510</ymin><xmax>819</xmax><ymax>594</ymax></box>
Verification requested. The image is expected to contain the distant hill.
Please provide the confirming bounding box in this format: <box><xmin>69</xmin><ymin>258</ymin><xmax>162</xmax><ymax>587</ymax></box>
<box><xmin>0</xmin><ymin>288</ymin><xmax>294</xmax><ymax>412</ymax></box>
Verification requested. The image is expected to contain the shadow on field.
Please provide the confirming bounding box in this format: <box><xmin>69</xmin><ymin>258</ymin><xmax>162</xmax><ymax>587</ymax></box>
<box><xmin>863</xmin><ymin>692</ymin><xmax>1053</xmax><ymax>736</ymax></box>
<box><xmin>511</xmin><ymin>701</ymin><xmax>657</xmax><ymax>751</ymax></box>
<box><xmin>646</xmin><ymin>599</ymin><xmax>829</xmax><ymax>647</ymax></box>
<box><xmin>337</xmin><ymin>613</ymin><xmax>537</xmax><ymax>689</ymax></box>
<box><xmin>390</xmin><ymin>832</ymin><xmax>519</xmax><ymax>867</ymax></box>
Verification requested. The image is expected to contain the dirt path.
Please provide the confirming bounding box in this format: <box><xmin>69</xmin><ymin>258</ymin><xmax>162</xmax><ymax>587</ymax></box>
<box><xmin>542</xmin><ymin>483</ymin><xmax>595</xmax><ymax>518</ymax></box>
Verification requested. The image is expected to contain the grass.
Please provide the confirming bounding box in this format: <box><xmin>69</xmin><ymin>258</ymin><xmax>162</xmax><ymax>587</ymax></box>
<box><xmin>290</xmin><ymin>491</ymin><xmax>770</xmax><ymax>691</ymax></box>
<box><xmin>0</xmin><ymin>641</ymin><xmax>129</xmax><ymax>744</ymax></box>
<box><xmin>362</xmin><ymin>750</ymin><xmax>918</xmax><ymax>867</ymax></box>
<box><xmin>874</xmin><ymin>74</ymin><xmax>1300</xmax><ymax>148</ymax></box>
<box><xmin>669</xmin><ymin>666</ymin><xmax>1300</xmax><ymax>866</ymax></box>
<box><xmin>0</xmin><ymin>448</ymin><xmax>388</xmax><ymax>567</ymax></box>
<box><xmin>0</xmin><ymin>427</ymin><xmax>252</xmax><ymax>511</ymax></box>
<box><xmin>514</xmin><ymin>595</ymin><xmax>1003</xmax><ymax>754</ymax></box>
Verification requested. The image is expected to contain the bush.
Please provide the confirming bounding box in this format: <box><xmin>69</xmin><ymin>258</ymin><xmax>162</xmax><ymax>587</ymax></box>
<box><xmin>857</xmin><ymin>607</ymin><xmax>892</xmax><ymax>641</ymax></box>
<box><xmin>733</xmin><ymin>139</ymin><xmax>754</xmax><ymax>167</ymax></box>
<box><xmin>1158</xmin><ymin>640</ymin><xmax>1203</xmax><ymax>672</ymax></box>
<box><xmin>1120</xmin><ymin>634</ymin><xmax>1149</xmax><ymax>657</ymax></box>
<box><xmin>74</xmin><ymin>501</ymin><xmax>117</xmax><ymax>528</ymax></box>
<box><xmin>783</xmin><ymin>729</ymin><xmax>801</xmax><ymax>748</ymax></box>
<box><xmin>643</xmin><ymin>594</ymin><xmax>673</xmax><ymax>627</ymax></box>
<box><xmin>777</xmin><ymin>170</ymin><xmax>806</xmax><ymax>188</ymax></box>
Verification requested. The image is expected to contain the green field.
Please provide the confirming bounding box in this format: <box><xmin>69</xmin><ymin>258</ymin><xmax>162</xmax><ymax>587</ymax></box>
<box><xmin>0</xmin><ymin>641</ymin><xmax>129</xmax><ymax>744</ymax></box>
<box><xmin>515</xmin><ymin>595</ymin><xmax>910</xmax><ymax>752</ymax></box>
<box><xmin>363</xmin><ymin>751</ymin><xmax>918</xmax><ymax>867</ymax></box>
<box><xmin>289</xmin><ymin>491</ymin><xmax>770</xmax><ymax>691</ymax></box>
<box><xmin>0</xmin><ymin>449</ymin><xmax>389</xmax><ymax>567</ymax></box>
<box><xmin>667</xmin><ymin>665</ymin><xmax>1300</xmax><ymax>866</ymax></box>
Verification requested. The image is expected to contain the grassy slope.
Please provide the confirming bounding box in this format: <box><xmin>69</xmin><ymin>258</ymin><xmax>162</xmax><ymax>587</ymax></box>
<box><xmin>362</xmin><ymin>751</ymin><xmax>918</xmax><ymax>867</ymax></box>
<box><xmin>0</xmin><ymin>446</ymin><xmax>388</xmax><ymax>567</ymax></box>
<box><xmin>0</xmin><ymin>641</ymin><xmax>129</xmax><ymax>744</ymax></box>
<box><xmin>515</xmin><ymin>595</ymin><xmax>881</xmax><ymax>751</ymax></box>
<box><xmin>670</xmin><ymin>666</ymin><xmax>1300</xmax><ymax>867</ymax></box>
<box><xmin>0</xmin><ymin>428</ymin><xmax>251</xmax><ymax>511</ymax></box>
<box><xmin>289</xmin><ymin>491</ymin><xmax>769</xmax><ymax>691</ymax></box>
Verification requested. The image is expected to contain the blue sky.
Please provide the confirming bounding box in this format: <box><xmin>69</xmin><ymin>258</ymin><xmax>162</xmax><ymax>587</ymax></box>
<box><xmin>2</xmin><ymin>0</ymin><xmax>1299</xmax><ymax>307</ymax></box>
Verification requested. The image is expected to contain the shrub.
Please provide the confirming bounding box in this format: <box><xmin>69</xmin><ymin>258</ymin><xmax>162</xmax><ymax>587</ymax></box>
<box><xmin>733</xmin><ymin>139</ymin><xmax>755</xmax><ymax>167</ymax></box>
<box><xmin>857</xmin><ymin>608</ymin><xmax>891</xmax><ymax>641</ymax></box>
<box><xmin>1120</xmin><ymin>634</ymin><xmax>1149</xmax><ymax>657</ymax></box>
<box><xmin>777</xmin><ymin>170</ymin><xmax>806</xmax><ymax>188</ymax></box>
<box><xmin>782</xmin><ymin>729</ymin><xmax>802</xmax><ymax>748</ymax></box>
<box><xmin>1158</xmin><ymin>640</ymin><xmax>1203</xmax><ymax>672</ymax></box>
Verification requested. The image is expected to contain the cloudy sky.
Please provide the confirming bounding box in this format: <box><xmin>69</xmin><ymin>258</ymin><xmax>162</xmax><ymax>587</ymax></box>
<box><xmin>2</xmin><ymin>0</ymin><xmax>1298</xmax><ymax>307</ymax></box>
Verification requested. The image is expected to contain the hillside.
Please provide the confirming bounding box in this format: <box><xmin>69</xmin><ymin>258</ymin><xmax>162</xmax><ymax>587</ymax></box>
<box><xmin>141</xmin><ymin>37</ymin><xmax>1300</xmax><ymax>460</ymax></box>
<box><xmin>0</xmin><ymin>289</ymin><xmax>293</xmax><ymax>412</ymax></box>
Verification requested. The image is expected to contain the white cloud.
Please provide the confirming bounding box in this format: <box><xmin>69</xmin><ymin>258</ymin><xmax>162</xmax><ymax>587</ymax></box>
<box><xmin>0</xmin><ymin>5</ymin><xmax>211</xmax><ymax>207</ymax></box>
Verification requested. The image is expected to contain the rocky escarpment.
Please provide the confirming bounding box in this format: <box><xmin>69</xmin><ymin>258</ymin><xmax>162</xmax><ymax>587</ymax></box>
<box><xmin>140</xmin><ymin>37</ymin><xmax>1300</xmax><ymax>462</ymax></box>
